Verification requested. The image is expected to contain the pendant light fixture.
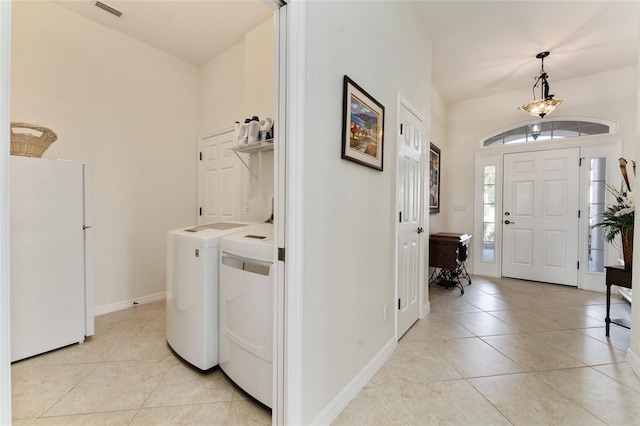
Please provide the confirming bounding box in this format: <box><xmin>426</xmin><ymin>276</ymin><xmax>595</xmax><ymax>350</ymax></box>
<box><xmin>519</xmin><ymin>51</ymin><xmax>565</xmax><ymax>118</ymax></box>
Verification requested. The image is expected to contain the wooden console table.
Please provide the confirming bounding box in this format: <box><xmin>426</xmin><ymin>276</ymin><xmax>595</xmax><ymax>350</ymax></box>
<box><xmin>428</xmin><ymin>233</ymin><xmax>472</xmax><ymax>294</ymax></box>
<box><xmin>604</xmin><ymin>265</ymin><xmax>632</xmax><ymax>336</ymax></box>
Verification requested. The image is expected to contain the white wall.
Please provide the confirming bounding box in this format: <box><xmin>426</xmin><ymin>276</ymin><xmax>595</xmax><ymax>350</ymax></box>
<box><xmin>429</xmin><ymin>86</ymin><xmax>446</xmax><ymax>234</ymax></box>
<box><xmin>424</xmin><ymin>86</ymin><xmax>447</xmax><ymax>304</ymax></box>
<box><xmin>245</xmin><ymin>18</ymin><xmax>275</xmax><ymax>126</ymax></box>
<box><xmin>199</xmin><ymin>17</ymin><xmax>275</xmax><ymax>223</ymax></box>
<box><xmin>242</xmin><ymin>17</ymin><xmax>275</xmax><ymax>222</ymax></box>
<box><xmin>10</xmin><ymin>1</ymin><xmax>200</xmax><ymax>310</ymax></box>
<box><xmin>199</xmin><ymin>41</ymin><xmax>245</xmax><ymax>134</ymax></box>
<box><xmin>445</xmin><ymin>66</ymin><xmax>638</xmax><ymax>269</ymax></box>
<box><xmin>301</xmin><ymin>1</ymin><xmax>430</xmax><ymax>422</ymax></box>
<box><xmin>200</xmin><ymin>18</ymin><xmax>274</xmax><ymax>135</ymax></box>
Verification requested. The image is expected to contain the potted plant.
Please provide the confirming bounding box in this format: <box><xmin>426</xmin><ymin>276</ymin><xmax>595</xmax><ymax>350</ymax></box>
<box><xmin>593</xmin><ymin>158</ymin><xmax>635</xmax><ymax>269</ymax></box>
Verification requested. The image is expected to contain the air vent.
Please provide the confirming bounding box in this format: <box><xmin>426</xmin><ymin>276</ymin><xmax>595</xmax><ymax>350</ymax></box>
<box><xmin>94</xmin><ymin>1</ymin><xmax>123</xmax><ymax>17</ymax></box>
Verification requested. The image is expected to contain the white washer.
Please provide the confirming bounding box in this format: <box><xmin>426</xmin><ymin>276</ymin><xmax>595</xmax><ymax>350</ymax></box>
<box><xmin>166</xmin><ymin>222</ymin><xmax>251</xmax><ymax>370</ymax></box>
<box><xmin>219</xmin><ymin>223</ymin><xmax>275</xmax><ymax>408</ymax></box>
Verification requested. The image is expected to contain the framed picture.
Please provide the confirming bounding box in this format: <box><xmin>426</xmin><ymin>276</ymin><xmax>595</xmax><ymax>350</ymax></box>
<box><xmin>429</xmin><ymin>143</ymin><xmax>441</xmax><ymax>214</ymax></box>
<box><xmin>342</xmin><ymin>75</ymin><xmax>385</xmax><ymax>171</ymax></box>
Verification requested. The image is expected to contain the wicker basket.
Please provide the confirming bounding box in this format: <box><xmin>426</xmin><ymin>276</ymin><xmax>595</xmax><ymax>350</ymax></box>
<box><xmin>10</xmin><ymin>122</ymin><xmax>58</xmax><ymax>157</ymax></box>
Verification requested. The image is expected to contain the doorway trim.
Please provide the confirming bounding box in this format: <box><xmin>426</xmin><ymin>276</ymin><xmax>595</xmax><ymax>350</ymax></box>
<box><xmin>271</xmin><ymin>1</ymin><xmax>305</xmax><ymax>425</ymax></box>
<box><xmin>473</xmin><ymin>135</ymin><xmax>622</xmax><ymax>291</ymax></box>
<box><xmin>0</xmin><ymin>0</ymin><xmax>11</xmax><ymax>422</ymax></box>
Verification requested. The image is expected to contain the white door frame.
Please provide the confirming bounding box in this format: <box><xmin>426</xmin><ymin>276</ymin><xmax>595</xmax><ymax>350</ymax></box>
<box><xmin>0</xmin><ymin>0</ymin><xmax>12</xmax><ymax>422</ymax></box>
<box><xmin>272</xmin><ymin>1</ymin><xmax>305</xmax><ymax>425</ymax></box>
<box><xmin>473</xmin><ymin>134</ymin><xmax>622</xmax><ymax>291</ymax></box>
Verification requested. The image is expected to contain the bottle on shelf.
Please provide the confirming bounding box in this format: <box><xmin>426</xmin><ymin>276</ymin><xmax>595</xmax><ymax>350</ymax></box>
<box><xmin>260</xmin><ymin>118</ymin><xmax>274</xmax><ymax>141</ymax></box>
<box><xmin>259</xmin><ymin>120</ymin><xmax>266</xmax><ymax>141</ymax></box>
<box><xmin>248</xmin><ymin>116</ymin><xmax>260</xmax><ymax>144</ymax></box>
<box><xmin>238</xmin><ymin>118</ymin><xmax>251</xmax><ymax>145</ymax></box>
<box><xmin>263</xmin><ymin>118</ymin><xmax>273</xmax><ymax>141</ymax></box>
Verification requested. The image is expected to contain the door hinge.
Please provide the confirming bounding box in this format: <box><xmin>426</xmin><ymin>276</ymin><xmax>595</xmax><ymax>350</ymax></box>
<box><xmin>278</xmin><ymin>247</ymin><xmax>285</xmax><ymax>262</ymax></box>
<box><xmin>199</xmin><ymin>207</ymin><xmax>202</xmax><ymax>216</ymax></box>
<box><xmin>399</xmin><ymin>212</ymin><xmax>402</xmax><ymax>223</ymax></box>
<box><xmin>579</xmin><ymin>157</ymin><xmax>585</xmax><ymax>166</ymax></box>
<box><xmin>400</xmin><ymin>123</ymin><xmax>403</xmax><ymax>136</ymax></box>
<box><xmin>398</xmin><ymin>298</ymin><xmax>401</xmax><ymax>310</ymax></box>
<box><xmin>199</xmin><ymin>152</ymin><xmax>202</xmax><ymax>161</ymax></box>
<box><xmin>578</xmin><ymin>210</ymin><xmax>581</xmax><ymax>218</ymax></box>
<box><xmin>577</xmin><ymin>261</ymin><xmax>580</xmax><ymax>270</ymax></box>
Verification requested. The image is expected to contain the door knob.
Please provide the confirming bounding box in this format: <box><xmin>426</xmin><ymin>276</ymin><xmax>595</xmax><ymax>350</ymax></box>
<box><xmin>417</xmin><ymin>227</ymin><xmax>424</xmax><ymax>234</ymax></box>
<box><xmin>504</xmin><ymin>220</ymin><xmax>515</xmax><ymax>225</ymax></box>
<box><xmin>504</xmin><ymin>212</ymin><xmax>510</xmax><ymax>216</ymax></box>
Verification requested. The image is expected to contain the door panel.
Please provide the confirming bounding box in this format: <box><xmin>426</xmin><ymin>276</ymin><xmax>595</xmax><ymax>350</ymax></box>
<box><xmin>502</xmin><ymin>148</ymin><xmax>579</xmax><ymax>286</ymax></box>
<box><xmin>512</xmin><ymin>229</ymin><xmax>533</xmax><ymax>265</ymax></box>
<box><xmin>543</xmin><ymin>230</ymin><xmax>566</xmax><ymax>267</ymax></box>
<box><xmin>198</xmin><ymin>129</ymin><xmax>241</xmax><ymax>224</ymax></box>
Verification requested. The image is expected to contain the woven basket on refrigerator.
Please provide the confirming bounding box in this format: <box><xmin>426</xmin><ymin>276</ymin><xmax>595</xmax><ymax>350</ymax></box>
<box><xmin>10</xmin><ymin>122</ymin><xmax>58</xmax><ymax>157</ymax></box>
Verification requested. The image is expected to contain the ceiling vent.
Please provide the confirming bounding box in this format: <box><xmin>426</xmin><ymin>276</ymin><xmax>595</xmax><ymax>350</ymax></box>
<box><xmin>94</xmin><ymin>1</ymin><xmax>123</xmax><ymax>18</ymax></box>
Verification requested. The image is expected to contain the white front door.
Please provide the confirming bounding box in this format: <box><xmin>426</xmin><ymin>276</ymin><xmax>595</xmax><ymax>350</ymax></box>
<box><xmin>502</xmin><ymin>148</ymin><xmax>580</xmax><ymax>286</ymax></box>
<box><xmin>397</xmin><ymin>99</ymin><xmax>425</xmax><ymax>338</ymax></box>
<box><xmin>198</xmin><ymin>128</ymin><xmax>242</xmax><ymax>225</ymax></box>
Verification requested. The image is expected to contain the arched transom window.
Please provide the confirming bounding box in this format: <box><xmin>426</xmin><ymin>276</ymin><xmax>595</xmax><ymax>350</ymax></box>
<box><xmin>483</xmin><ymin>119</ymin><xmax>613</xmax><ymax>147</ymax></box>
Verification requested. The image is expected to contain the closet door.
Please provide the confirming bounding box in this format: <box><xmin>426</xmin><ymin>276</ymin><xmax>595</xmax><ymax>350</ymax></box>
<box><xmin>397</xmin><ymin>98</ymin><xmax>425</xmax><ymax>338</ymax></box>
<box><xmin>198</xmin><ymin>128</ymin><xmax>241</xmax><ymax>224</ymax></box>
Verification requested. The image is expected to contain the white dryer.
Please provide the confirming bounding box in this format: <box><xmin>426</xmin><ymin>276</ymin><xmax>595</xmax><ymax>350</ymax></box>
<box><xmin>166</xmin><ymin>222</ymin><xmax>250</xmax><ymax>370</ymax></box>
<box><xmin>219</xmin><ymin>223</ymin><xmax>275</xmax><ymax>408</ymax></box>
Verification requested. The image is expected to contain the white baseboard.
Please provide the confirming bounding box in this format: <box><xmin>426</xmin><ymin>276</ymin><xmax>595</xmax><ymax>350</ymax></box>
<box><xmin>579</xmin><ymin>282</ymin><xmax>606</xmax><ymax>292</ymax></box>
<box><xmin>420</xmin><ymin>301</ymin><xmax>431</xmax><ymax>318</ymax></box>
<box><xmin>311</xmin><ymin>337</ymin><xmax>398</xmax><ymax>425</ymax></box>
<box><xmin>627</xmin><ymin>347</ymin><xmax>640</xmax><ymax>378</ymax></box>
<box><xmin>94</xmin><ymin>291</ymin><xmax>165</xmax><ymax>316</ymax></box>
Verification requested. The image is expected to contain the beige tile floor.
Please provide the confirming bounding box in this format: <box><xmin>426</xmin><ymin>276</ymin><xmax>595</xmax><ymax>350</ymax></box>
<box><xmin>11</xmin><ymin>275</ymin><xmax>640</xmax><ymax>425</ymax></box>
<box><xmin>333</xmin><ymin>276</ymin><xmax>640</xmax><ymax>426</ymax></box>
<box><xmin>11</xmin><ymin>300</ymin><xmax>271</xmax><ymax>425</ymax></box>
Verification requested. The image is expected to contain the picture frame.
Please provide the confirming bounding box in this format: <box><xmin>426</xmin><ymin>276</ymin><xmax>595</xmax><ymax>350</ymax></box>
<box><xmin>429</xmin><ymin>142</ymin><xmax>441</xmax><ymax>214</ymax></box>
<box><xmin>342</xmin><ymin>75</ymin><xmax>385</xmax><ymax>171</ymax></box>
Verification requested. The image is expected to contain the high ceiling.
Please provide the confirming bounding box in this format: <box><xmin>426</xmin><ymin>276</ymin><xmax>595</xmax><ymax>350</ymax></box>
<box><xmin>414</xmin><ymin>1</ymin><xmax>640</xmax><ymax>103</ymax></box>
<box><xmin>53</xmin><ymin>0</ymin><xmax>274</xmax><ymax>65</ymax></box>
<box><xmin>53</xmin><ymin>0</ymin><xmax>640</xmax><ymax>104</ymax></box>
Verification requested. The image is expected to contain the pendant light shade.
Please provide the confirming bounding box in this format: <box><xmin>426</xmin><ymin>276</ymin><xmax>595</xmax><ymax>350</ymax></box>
<box><xmin>519</xmin><ymin>51</ymin><xmax>565</xmax><ymax>118</ymax></box>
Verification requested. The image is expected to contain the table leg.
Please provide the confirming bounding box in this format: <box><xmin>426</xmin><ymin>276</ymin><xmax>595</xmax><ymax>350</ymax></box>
<box><xmin>605</xmin><ymin>283</ymin><xmax>612</xmax><ymax>337</ymax></box>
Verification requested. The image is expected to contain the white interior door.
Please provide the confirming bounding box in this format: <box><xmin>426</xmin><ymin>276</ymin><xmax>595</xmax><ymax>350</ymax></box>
<box><xmin>502</xmin><ymin>148</ymin><xmax>580</xmax><ymax>286</ymax></box>
<box><xmin>198</xmin><ymin>128</ymin><xmax>242</xmax><ymax>225</ymax></box>
<box><xmin>397</xmin><ymin>99</ymin><xmax>425</xmax><ymax>338</ymax></box>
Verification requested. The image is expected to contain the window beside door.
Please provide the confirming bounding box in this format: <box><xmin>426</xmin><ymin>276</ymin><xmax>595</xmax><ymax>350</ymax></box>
<box><xmin>482</xmin><ymin>165</ymin><xmax>496</xmax><ymax>262</ymax></box>
<box><xmin>588</xmin><ymin>158</ymin><xmax>607</xmax><ymax>273</ymax></box>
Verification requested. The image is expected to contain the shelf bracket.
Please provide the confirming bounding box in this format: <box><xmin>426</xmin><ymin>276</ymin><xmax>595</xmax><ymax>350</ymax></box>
<box><xmin>230</xmin><ymin>140</ymin><xmax>274</xmax><ymax>180</ymax></box>
<box><xmin>232</xmin><ymin>151</ymin><xmax>258</xmax><ymax>179</ymax></box>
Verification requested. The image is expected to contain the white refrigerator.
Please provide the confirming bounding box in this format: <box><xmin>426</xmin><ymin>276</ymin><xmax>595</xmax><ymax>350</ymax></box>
<box><xmin>10</xmin><ymin>156</ymin><xmax>94</xmax><ymax>362</ymax></box>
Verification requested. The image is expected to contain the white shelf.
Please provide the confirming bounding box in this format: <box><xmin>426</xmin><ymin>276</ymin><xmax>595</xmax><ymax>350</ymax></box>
<box><xmin>232</xmin><ymin>140</ymin><xmax>274</xmax><ymax>155</ymax></box>
<box><xmin>231</xmin><ymin>140</ymin><xmax>274</xmax><ymax>179</ymax></box>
